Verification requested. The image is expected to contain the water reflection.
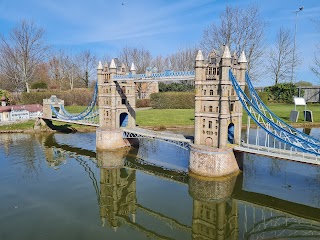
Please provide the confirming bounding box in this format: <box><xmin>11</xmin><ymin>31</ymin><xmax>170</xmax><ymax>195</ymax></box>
<box><xmin>97</xmin><ymin>150</ymin><xmax>137</xmax><ymax>231</ymax></box>
<box><xmin>189</xmin><ymin>174</ymin><xmax>238</xmax><ymax>239</ymax></box>
<box><xmin>0</xmin><ymin>132</ymin><xmax>320</xmax><ymax>239</ymax></box>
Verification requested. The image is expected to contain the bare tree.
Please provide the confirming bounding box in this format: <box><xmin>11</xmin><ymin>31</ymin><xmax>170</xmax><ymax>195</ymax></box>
<box><xmin>118</xmin><ymin>46</ymin><xmax>153</xmax><ymax>99</ymax></box>
<box><xmin>268</xmin><ymin>27</ymin><xmax>296</xmax><ymax>85</ymax></box>
<box><xmin>64</xmin><ymin>54</ymin><xmax>79</xmax><ymax>90</ymax></box>
<box><xmin>0</xmin><ymin>19</ymin><xmax>49</xmax><ymax>92</ymax></box>
<box><xmin>119</xmin><ymin>46</ymin><xmax>152</xmax><ymax>73</ymax></box>
<box><xmin>165</xmin><ymin>46</ymin><xmax>198</xmax><ymax>71</ymax></box>
<box><xmin>311</xmin><ymin>46</ymin><xmax>320</xmax><ymax>80</ymax></box>
<box><xmin>151</xmin><ymin>55</ymin><xmax>167</xmax><ymax>72</ymax></box>
<box><xmin>76</xmin><ymin>50</ymin><xmax>97</xmax><ymax>88</ymax></box>
<box><xmin>48</xmin><ymin>50</ymin><xmax>68</xmax><ymax>91</ymax></box>
<box><xmin>200</xmin><ymin>4</ymin><xmax>266</xmax><ymax>79</ymax></box>
<box><xmin>311</xmin><ymin>19</ymin><xmax>320</xmax><ymax>80</ymax></box>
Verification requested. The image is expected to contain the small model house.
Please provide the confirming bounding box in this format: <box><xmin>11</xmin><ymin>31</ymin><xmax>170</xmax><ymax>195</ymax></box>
<box><xmin>0</xmin><ymin>97</ymin><xmax>43</xmax><ymax>122</ymax></box>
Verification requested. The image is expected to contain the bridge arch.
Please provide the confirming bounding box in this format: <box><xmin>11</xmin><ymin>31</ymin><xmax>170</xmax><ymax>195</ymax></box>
<box><xmin>205</xmin><ymin>137</ymin><xmax>213</xmax><ymax>146</ymax></box>
<box><xmin>120</xmin><ymin>112</ymin><xmax>129</xmax><ymax>127</ymax></box>
<box><xmin>228</xmin><ymin>123</ymin><xmax>234</xmax><ymax>144</ymax></box>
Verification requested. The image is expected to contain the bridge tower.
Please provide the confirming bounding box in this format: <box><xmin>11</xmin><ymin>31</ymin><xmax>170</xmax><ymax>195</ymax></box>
<box><xmin>190</xmin><ymin>47</ymin><xmax>247</xmax><ymax>177</ymax></box>
<box><xmin>96</xmin><ymin>59</ymin><xmax>136</xmax><ymax>150</ymax></box>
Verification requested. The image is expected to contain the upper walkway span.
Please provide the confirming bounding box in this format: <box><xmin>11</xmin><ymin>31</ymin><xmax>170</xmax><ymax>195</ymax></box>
<box><xmin>112</xmin><ymin>70</ymin><xmax>195</xmax><ymax>82</ymax></box>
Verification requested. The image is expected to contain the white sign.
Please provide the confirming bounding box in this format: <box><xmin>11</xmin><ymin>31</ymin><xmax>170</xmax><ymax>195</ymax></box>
<box><xmin>294</xmin><ymin>97</ymin><xmax>306</xmax><ymax>106</ymax></box>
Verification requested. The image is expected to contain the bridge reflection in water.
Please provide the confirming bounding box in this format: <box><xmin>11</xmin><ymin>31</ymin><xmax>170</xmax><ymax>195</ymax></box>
<box><xmin>43</xmin><ymin>133</ymin><xmax>320</xmax><ymax>240</ymax></box>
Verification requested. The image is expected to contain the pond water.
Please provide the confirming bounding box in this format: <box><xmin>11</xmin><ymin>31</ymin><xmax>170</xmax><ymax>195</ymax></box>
<box><xmin>0</xmin><ymin>131</ymin><xmax>319</xmax><ymax>240</ymax></box>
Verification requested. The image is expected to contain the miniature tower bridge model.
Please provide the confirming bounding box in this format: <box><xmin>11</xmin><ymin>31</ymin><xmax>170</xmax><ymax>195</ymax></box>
<box><xmin>189</xmin><ymin>46</ymin><xmax>247</xmax><ymax>177</ymax></box>
<box><xmin>42</xmin><ymin>45</ymin><xmax>320</xmax><ymax>177</ymax></box>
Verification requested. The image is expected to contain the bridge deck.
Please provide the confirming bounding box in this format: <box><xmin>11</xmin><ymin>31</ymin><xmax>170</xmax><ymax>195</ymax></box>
<box><xmin>42</xmin><ymin>117</ymin><xmax>99</xmax><ymax>127</ymax></box>
<box><xmin>123</xmin><ymin>127</ymin><xmax>191</xmax><ymax>143</ymax></box>
<box><xmin>235</xmin><ymin>143</ymin><xmax>320</xmax><ymax>165</ymax></box>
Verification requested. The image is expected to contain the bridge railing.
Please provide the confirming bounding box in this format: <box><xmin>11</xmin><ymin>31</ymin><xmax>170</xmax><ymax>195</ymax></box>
<box><xmin>112</xmin><ymin>70</ymin><xmax>195</xmax><ymax>81</ymax></box>
<box><xmin>229</xmin><ymin>70</ymin><xmax>320</xmax><ymax>158</ymax></box>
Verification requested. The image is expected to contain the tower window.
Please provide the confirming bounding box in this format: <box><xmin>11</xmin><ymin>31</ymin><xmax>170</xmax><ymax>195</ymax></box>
<box><xmin>230</xmin><ymin>103</ymin><xmax>234</xmax><ymax>112</ymax></box>
<box><xmin>204</xmin><ymin>90</ymin><xmax>206</xmax><ymax>95</ymax></box>
<box><xmin>210</xmin><ymin>90</ymin><xmax>213</xmax><ymax>95</ymax></box>
<box><xmin>209</xmin><ymin>106</ymin><xmax>213</xmax><ymax>112</ymax></box>
<box><xmin>208</xmin><ymin>121</ymin><xmax>212</xmax><ymax>129</ymax></box>
<box><xmin>122</xmin><ymin>99</ymin><xmax>126</xmax><ymax>104</ymax></box>
<box><xmin>204</xmin><ymin>106</ymin><xmax>206</xmax><ymax>112</ymax></box>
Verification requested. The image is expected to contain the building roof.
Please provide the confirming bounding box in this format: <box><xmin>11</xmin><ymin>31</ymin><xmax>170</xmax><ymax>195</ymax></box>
<box><xmin>0</xmin><ymin>104</ymin><xmax>43</xmax><ymax>113</ymax></box>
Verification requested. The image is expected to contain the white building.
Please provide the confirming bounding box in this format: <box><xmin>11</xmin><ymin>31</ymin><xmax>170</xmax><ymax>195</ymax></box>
<box><xmin>0</xmin><ymin>103</ymin><xmax>43</xmax><ymax>122</ymax></box>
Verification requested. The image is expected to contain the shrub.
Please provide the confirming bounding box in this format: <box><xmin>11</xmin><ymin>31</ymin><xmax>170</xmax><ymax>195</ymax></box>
<box><xmin>159</xmin><ymin>82</ymin><xmax>195</xmax><ymax>92</ymax></box>
<box><xmin>150</xmin><ymin>92</ymin><xmax>194</xmax><ymax>109</ymax></box>
<box><xmin>136</xmin><ymin>99</ymin><xmax>151</xmax><ymax>108</ymax></box>
<box><xmin>264</xmin><ymin>83</ymin><xmax>299</xmax><ymax>103</ymax></box>
<box><xmin>31</xmin><ymin>82</ymin><xmax>48</xmax><ymax>89</ymax></box>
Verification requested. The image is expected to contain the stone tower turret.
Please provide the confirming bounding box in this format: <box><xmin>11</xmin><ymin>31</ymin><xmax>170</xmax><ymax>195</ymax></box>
<box><xmin>190</xmin><ymin>46</ymin><xmax>244</xmax><ymax>178</ymax></box>
<box><xmin>96</xmin><ymin>58</ymin><xmax>136</xmax><ymax>150</ymax></box>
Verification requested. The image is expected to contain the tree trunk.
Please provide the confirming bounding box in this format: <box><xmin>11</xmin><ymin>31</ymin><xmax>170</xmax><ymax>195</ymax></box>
<box><xmin>26</xmin><ymin>81</ymin><xmax>30</xmax><ymax>93</ymax></box>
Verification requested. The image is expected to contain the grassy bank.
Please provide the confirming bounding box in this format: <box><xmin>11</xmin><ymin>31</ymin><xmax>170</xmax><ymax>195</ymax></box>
<box><xmin>0</xmin><ymin>120</ymin><xmax>36</xmax><ymax>131</ymax></box>
<box><xmin>0</xmin><ymin>103</ymin><xmax>320</xmax><ymax>131</ymax></box>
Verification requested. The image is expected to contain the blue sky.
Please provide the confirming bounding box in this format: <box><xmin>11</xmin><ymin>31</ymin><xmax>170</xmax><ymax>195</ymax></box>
<box><xmin>0</xmin><ymin>0</ymin><xmax>319</xmax><ymax>86</ymax></box>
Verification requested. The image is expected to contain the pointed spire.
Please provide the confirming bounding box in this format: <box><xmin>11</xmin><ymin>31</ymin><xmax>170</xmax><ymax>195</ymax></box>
<box><xmin>232</xmin><ymin>51</ymin><xmax>238</xmax><ymax>59</ymax></box>
<box><xmin>97</xmin><ymin>61</ymin><xmax>103</xmax><ymax>70</ymax></box>
<box><xmin>196</xmin><ymin>50</ymin><xmax>204</xmax><ymax>61</ymax></box>
<box><xmin>109</xmin><ymin>59</ymin><xmax>116</xmax><ymax>69</ymax></box>
<box><xmin>238</xmin><ymin>51</ymin><xmax>247</xmax><ymax>63</ymax></box>
<box><xmin>130</xmin><ymin>62</ymin><xmax>136</xmax><ymax>71</ymax></box>
<box><xmin>222</xmin><ymin>45</ymin><xmax>231</xmax><ymax>59</ymax></box>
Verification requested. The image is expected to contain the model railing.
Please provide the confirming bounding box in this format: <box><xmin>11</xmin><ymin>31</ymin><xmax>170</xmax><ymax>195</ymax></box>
<box><xmin>230</xmin><ymin>70</ymin><xmax>320</xmax><ymax>157</ymax></box>
<box><xmin>113</xmin><ymin>70</ymin><xmax>195</xmax><ymax>82</ymax></box>
<box><xmin>245</xmin><ymin>72</ymin><xmax>320</xmax><ymax>145</ymax></box>
<box><xmin>50</xmin><ymin>83</ymin><xmax>99</xmax><ymax>124</ymax></box>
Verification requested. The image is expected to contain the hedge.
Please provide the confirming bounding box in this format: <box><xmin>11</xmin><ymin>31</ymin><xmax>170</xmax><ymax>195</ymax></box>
<box><xmin>159</xmin><ymin>82</ymin><xmax>195</xmax><ymax>92</ymax></box>
<box><xmin>264</xmin><ymin>83</ymin><xmax>300</xmax><ymax>103</ymax></box>
<box><xmin>13</xmin><ymin>88</ymin><xmax>94</xmax><ymax>106</ymax></box>
<box><xmin>136</xmin><ymin>99</ymin><xmax>151</xmax><ymax>108</ymax></box>
<box><xmin>150</xmin><ymin>92</ymin><xmax>195</xmax><ymax>109</ymax></box>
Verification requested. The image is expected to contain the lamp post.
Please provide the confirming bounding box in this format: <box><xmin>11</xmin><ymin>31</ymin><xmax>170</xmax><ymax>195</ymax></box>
<box><xmin>291</xmin><ymin>6</ymin><xmax>303</xmax><ymax>83</ymax></box>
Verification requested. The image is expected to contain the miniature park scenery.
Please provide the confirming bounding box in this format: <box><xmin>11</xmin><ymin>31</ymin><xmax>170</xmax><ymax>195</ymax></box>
<box><xmin>0</xmin><ymin>1</ymin><xmax>320</xmax><ymax>240</ymax></box>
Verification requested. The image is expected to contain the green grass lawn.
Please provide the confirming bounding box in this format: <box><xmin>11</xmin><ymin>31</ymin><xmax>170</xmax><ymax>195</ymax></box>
<box><xmin>64</xmin><ymin>105</ymin><xmax>87</xmax><ymax>113</ymax></box>
<box><xmin>136</xmin><ymin>109</ymin><xmax>195</xmax><ymax>127</ymax></box>
<box><xmin>136</xmin><ymin>103</ymin><xmax>320</xmax><ymax>127</ymax></box>
<box><xmin>266</xmin><ymin>103</ymin><xmax>320</xmax><ymax>123</ymax></box>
